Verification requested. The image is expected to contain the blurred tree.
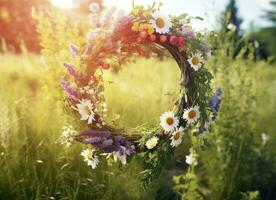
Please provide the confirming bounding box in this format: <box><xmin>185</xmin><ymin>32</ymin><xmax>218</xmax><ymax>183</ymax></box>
<box><xmin>222</xmin><ymin>0</ymin><xmax>243</xmax><ymax>35</ymax></box>
<box><xmin>217</xmin><ymin>0</ymin><xmax>244</xmax><ymax>59</ymax></box>
<box><xmin>0</xmin><ymin>0</ymin><xmax>50</xmax><ymax>53</ymax></box>
<box><xmin>249</xmin><ymin>0</ymin><xmax>276</xmax><ymax>62</ymax></box>
<box><xmin>265</xmin><ymin>0</ymin><xmax>276</xmax><ymax>25</ymax></box>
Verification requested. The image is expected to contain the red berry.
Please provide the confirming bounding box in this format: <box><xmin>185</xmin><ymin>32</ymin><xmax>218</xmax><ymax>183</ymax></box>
<box><xmin>120</xmin><ymin>36</ymin><xmax>126</xmax><ymax>42</ymax></box>
<box><xmin>159</xmin><ymin>35</ymin><xmax>167</xmax><ymax>43</ymax></box>
<box><xmin>102</xmin><ymin>63</ymin><xmax>110</xmax><ymax>70</ymax></box>
<box><xmin>178</xmin><ymin>37</ymin><xmax>185</xmax><ymax>47</ymax></box>
<box><xmin>137</xmin><ymin>49</ymin><xmax>145</xmax><ymax>56</ymax></box>
<box><xmin>169</xmin><ymin>35</ymin><xmax>178</xmax><ymax>46</ymax></box>
<box><xmin>139</xmin><ymin>31</ymin><xmax>148</xmax><ymax>39</ymax></box>
<box><xmin>149</xmin><ymin>34</ymin><xmax>156</xmax><ymax>42</ymax></box>
<box><xmin>137</xmin><ymin>37</ymin><xmax>145</xmax><ymax>44</ymax></box>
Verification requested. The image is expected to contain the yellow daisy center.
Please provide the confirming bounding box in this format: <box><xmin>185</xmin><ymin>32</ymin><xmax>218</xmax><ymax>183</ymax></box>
<box><xmin>188</xmin><ymin>110</ymin><xmax>197</xmax><ymax>119</ymax></box>
<box><xmin>166</xmin><ymin>117</ymin><xmax>174</xmax><ymax>125</ymax></box>
<box><xmin>88</xmin><ymin>151</ymin><xmax>93</xmax><ymax>160</ymax></box>
<box><xmin>192</xmin><ymin>56</ymin><xmax>200</xmax><ymax>65</ymax></box>
<box><xmin>83</xmin><ymin>105</ymin><xmax>92</xmax><ymax>115</ymax></box>
<box><xmin>156</xmin><ymin>17</ymin><xmax>165</xmax><ymax>28</ymax></box>
<box><xmin>173</xmin><ymin>132</ymin><xmax>181</xmax><ymax>141</ymax></box>
<box><xmin>148</xmin><ymin>140</ymin><xmax>156</xmax><ymax>148</ymax></box>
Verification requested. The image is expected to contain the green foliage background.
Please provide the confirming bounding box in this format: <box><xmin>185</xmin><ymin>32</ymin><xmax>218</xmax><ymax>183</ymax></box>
<box><xmin>0</xmin><ymin>6</ymin><xmax>276</xmax><ymax>200</ymax></box>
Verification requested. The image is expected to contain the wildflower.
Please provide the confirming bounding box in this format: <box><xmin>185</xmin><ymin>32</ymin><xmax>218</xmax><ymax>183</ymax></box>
<box><xmin>188</xmin><ymin>52</ymin><xmax>204</xmax><ymax>71</ymax></box>
<box><xmin>227</xmin><ymin>23</ymin><xmax>237</xmax><ymax>31</ymax></box>
<box><xmin>185</xmin><ymin>153</ymin><xmax>198</xmax><ymax>166</ymax></box>
<box><xmin>132</xmin><ymin>22</ymin><xmax>154</xmax><ymax>35</ymax></box>
<box><xmin>150</xmin><ymin>11</ymin><xmax>172</xmax><ymax>33</ymax></box>
<box><xmin>68</xmin><ymin>44</ymin><xmax>79</xmax><ymax>58</ymax></box>
<box><xmin>183</xmin><ymin>105</ymin><xmax>200</xmax><ymax>125</ymax></box>
<box><xmin>145</xmin><ymin>136</ymin><xmax>159</xmax><ymax>149</ymax></box>
<box><xmin>113</xmin><ymin>151</ymin><xmax>127</xmax><ymax>165</ymax></box>
<box><xmin>179</xmin><ymin>19</ymin><xmax>195</xmax><ymax>39</ymax></box>
<box><xmin>81</xmin><ymin>149</ymin><xmax>99</xmax><ymax>169</ymax></box>
<box><xmin>60</xmin><ymin>79</ymin><xmax>80</xmax><ymax>100</ymax></box>
<box><xmin>60</xmin><ymin>126</ymin><xmax>76</xmax><ymax>147</ymax></box>
<box><xmin>170</xmin><ymin>127</ymin><xmax>184</xmax><ymax>147</ymax></box>
<box><xmin>89</xmin><ymin>3</ymin><xmax>100</xmax><ymax>13</ymax></box>
<box><xmin>76</xmin><ymin>99</ymin><xmax>95</xmax><ymax>124</ymax></box>
<box><xmin>209</xmin><ymin>88</ymin><xmax>223</xmax><ymax>113</ymax></box>
<box><xmin>160</xmin><ymin>111</ymin><xmax>179</xmax><ymax>132</ymax></box>
<box><xmin>183</xmin><ymin>29</ymin><xmax>195</xmax><ymax>40</ymax></box>
<box><xmin>87</xmin><ymin>28</ymin><xmax>102</xmax><ymax>42</ymax></box>
<box><xmin>80</xmin><ymin>86</ymin><xmax>95</xmax><ymax>95</ymax></box>
<box><xmin>89</xmin><ymin>13</ymin><xmax>100</xmax><ymax>25</ymax></box>
<box><xmin>261</xmin><ymin>132</ymin><xmax>269</xmax><ymax>145</ymax></box>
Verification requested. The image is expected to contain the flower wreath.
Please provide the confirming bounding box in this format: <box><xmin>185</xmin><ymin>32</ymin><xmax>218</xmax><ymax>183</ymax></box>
<box><xmin>60</xmin><ymin>3</ymin><xmax>222</xmax><ymax>186</ymax></box>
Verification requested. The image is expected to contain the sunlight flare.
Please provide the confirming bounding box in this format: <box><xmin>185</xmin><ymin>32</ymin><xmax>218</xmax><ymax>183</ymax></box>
<box><xmin>50</xmin><ymin>0</ymin><xmax>75</xmax><ymax>9</ymax></box>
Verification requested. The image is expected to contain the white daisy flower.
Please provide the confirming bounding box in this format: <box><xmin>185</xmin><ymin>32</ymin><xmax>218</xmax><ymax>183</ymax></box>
<box><xmin>81</xmin><ymin>149</ymin><xmax>99</xmax><ymax>169</ymax></box>
<box><xmin>170</xmin><ymin>127</ymin><xmax>184</xmax><ymax>147</ymax></box>
<box><xmin>76</xmin><ymin>99</ymin><xmax>95</xmax><ymax>124</ymax></box>
<box><xmin>160</xmin><ymin>111</ymin><xmax>179</xmax><ymax>132</ymax></box>
<box><xmin>183</xmin><ymin>105</ymin><xmax>200</xmax><ymax>125</ymax></box>
<box><xmin>145</xmin><ymin>136</ymin><xmax>159</xmax><ymax>150</ymax></box>
<box><xmin>185</xmin><ymin>153</ymin><xmax>198</xmax><ymax>166</ymax></box>
<box><xmin>188</xmin><ymin>52</ymin><xmax>204</xmax><ymax>71</ymax></box>
<box><xmin>150</xmin><ymin>11</ymin><xmax>172</xmax><ymax>34</ymax></box>
<box><xmin>113</xmin><ymin>151</ymin><xmax>127</xmax><ymax>165</ymax></box>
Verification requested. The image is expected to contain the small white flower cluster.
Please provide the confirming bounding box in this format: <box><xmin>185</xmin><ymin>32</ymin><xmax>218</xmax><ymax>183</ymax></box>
<box><xmin>60</xmin><ymin>126</ymin><xmax>76</xmax><ymax>147</ymax></box>
<box><xmin>185</xmin><ymin>149</ymin><xmax>198</xmax><ymax>166</ymax></box>
<box><xmin>145</xmin><ymin>106</ymin><xmax>201</xmax><ymax>150</ymax></box>
<box><xmin>79</xmin><ymin>85</ymin><xmax>95</xmax><ymax>96</ymax></box>
<box><xmin>261</xmin><ymin>132</ymin><xmax>269</xmax><ymax>145</ymax></box>
<box><xmin>89</xmin><ymin>3</ymin><xmax>101</xmax><ymax>25</ymax></box>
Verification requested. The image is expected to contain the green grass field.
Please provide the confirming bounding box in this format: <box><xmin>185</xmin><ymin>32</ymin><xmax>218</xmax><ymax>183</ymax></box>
<box><xmin>0</xmin><ymin>49</ymin><xmax>276</xmax><ymax>199</ymax></box>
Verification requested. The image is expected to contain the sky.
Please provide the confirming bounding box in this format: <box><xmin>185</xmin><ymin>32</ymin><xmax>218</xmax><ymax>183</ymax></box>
<box><xmin>103</xmin><ymin>0</ymin><xmax>272</xmax><ymax>31</ymax></box>
<box><xmin>50</xmin><ymin>0</ymin><xmax>273</xmax><ymax>31</ymax></box>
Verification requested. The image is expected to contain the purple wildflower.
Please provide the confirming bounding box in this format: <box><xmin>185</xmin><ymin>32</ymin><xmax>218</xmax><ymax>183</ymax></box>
<box><xmin>63</xmin><ymin>62</ymin><xmax>81</xmax><ymax>83</ymax></box>
<box><xmin>183</xmin><ymin>30</ymin><xmax>195</xmax><ymax>40</ymax></box>
<box><xmin>101</xmin><ymin>139</ymin><xmax>114</xmax><ymax>147</ymax></box>
<box><xmin>202</xmin><ymin>42</ymin><xmax>209</xmax><ymax>52</ymax></box>
<box><xmin>60</xmin><ymin>79</ymin><xmax>80</xmax><ymax>100</ymax></box>
<box><xmin>83</xmin><ymin>136</ymin><xmax>102</xmax><ymax>144</ymax></box>
<box><xmin>209</xmin><ymin>88</ymin><xmax>223</xmax><ymax>113</ymax></box>
<box><xmin>75</xmin><ymin>129</ymin><xmax>136</xmax><ymax>155</ymax></box>
<box><xmin>69</xmin><ymin>44</ymin><xmax>79</xmax><ymax>58</ymax></box>
<box><xmin>76</xmin><ymin>129</ymin><xmax>111</xmax><ymax>138</ymax></box>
